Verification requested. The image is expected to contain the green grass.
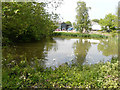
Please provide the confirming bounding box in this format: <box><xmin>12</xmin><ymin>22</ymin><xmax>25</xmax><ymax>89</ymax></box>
<box><xmin>2</xmin><ymin>54</ymin><xmax>119</xmax><ymax>88</ymax></box>
<box><xmin>53</xmin><ymin>32</ymin><xmax>108</xmax><ymax>38</ymax></box>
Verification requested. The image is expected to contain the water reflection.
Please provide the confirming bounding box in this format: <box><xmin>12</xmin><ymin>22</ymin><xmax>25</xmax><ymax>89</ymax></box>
<box><xmin>98</xmin><ymin>37</ymin><xmax>118</xmax><ymax>56</ymax></box>
<box><xmin>45</xmin><ymin>38</ymin><xmax>78</xmax><ymax>67</ymax></box>
<box><xmin>3</xmin><ymin>38</ymin><xmax>57</xmax><ymax>64</ymax></box>
<box><xmin>3</xmin><ymin>37</ymin><xmax>118</xmax><ymax>67</ymax></box>
<box><xmin>73</xmin><ymin>39</ymin><xmax>91</xmax><ymax>64</ymax></box>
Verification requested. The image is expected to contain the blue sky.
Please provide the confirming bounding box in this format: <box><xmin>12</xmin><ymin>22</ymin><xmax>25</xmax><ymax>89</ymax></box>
<box><xmin>55</xmin><ymin>0</ymin><xmax>119</xmax><ymax>23</ymax></box>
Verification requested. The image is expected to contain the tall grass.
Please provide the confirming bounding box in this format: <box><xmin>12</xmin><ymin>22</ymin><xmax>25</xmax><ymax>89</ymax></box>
<box><xmin>53</xmin><ymin>32</ymin><xmax>108</xmax><ymax>38</ymax></box>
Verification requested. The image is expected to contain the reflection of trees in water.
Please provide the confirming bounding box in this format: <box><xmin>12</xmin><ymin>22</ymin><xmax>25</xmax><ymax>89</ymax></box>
<box><xmin>97</xmin><ymin>38</ymin><xmax>118</xmax><ymax>56</ymax></box>
<box><xmin>44</xmin><ymin>38</ymin><xmax>58</xmax><ymax>52</ymax></box>
<box><xmin>45</xmin><ymin>37</ymin><xmax>66</xmax><ymax>52</ymax></box>
<box><xmin>73</xmin><ymin>39</ymin><xmax>91</xmax><ymax>64</ymax></box>
<box><xmin>3</xmin><ymin>38</ymin><xmax>57</xmax><ymax>64</ymax></box>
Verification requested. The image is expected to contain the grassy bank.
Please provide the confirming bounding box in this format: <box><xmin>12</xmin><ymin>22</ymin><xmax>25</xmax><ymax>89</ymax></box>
<box><xmin>53</xmin><ymin>32</ymin><xmax>108</xmax><ymax>38</ymax></box>
<box><xmin>2</xmin><ymin>55</ymin><xmax>119</xmax><ymax>88</ymax></box>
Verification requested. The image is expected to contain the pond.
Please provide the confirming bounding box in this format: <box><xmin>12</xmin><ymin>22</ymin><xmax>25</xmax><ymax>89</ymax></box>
<box><xmin>3</xmin><ymin>36</ymin><xmax>118</xmax><ymax>68</ymax></box>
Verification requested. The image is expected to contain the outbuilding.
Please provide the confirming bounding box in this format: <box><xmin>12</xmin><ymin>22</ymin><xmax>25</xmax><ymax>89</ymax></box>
<box><xmin>61</xmin><ymin>22</ymin><xmax>71</xmax><ymax>31</ymax></box>
<box><xmin>91</xmin><ymin>22</ymin><xmax>101</xmax><ymax>31</ymax></box>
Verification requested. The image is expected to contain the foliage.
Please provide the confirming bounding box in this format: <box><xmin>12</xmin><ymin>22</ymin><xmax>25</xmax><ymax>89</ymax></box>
<box><xmin>65</xmin><ymin>21</ymin><xmax>72</xmax><ymax>26</ymax></box>
<box><xmin>2</xmin><ymin>2</ymin><xmax>62</xmax><ymax>44</ymax></box>
<box><xmin>92</xmin><ymin>19</ymin><xmax>100</xmax><ymax>23</ymax></box>
<box><xmin>53</xmin><ymin>32</ymin><xmax>108</xmax><ymax>38</ymax></box>
<box><xmin>2</xmin><ymin>54</ymin><xmax>119</xmax><ymax>88</ymax></box>
<box><xmin>76</xmin><ymin>1</ymin><xmax>91</xmax><ymax>33</ymax></box>
<box><xmin>99</xmin><ymin>13</ymin><xmax>117</xmax><ymax>30</ymax></box>
<box><xmin>73</xmin><ymin>22</ymin><xmax>78</xmax><ymax>30</ymax></box>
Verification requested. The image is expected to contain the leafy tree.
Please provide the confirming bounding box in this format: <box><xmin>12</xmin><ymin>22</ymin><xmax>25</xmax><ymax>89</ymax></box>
<box><xmin>76</xmin><ymin>1</ymin><xmax>91</xmax><ymax>33</ymax></box>
<box><xmin>99</xmin><ymin>13</ymin><xmax>117</xmax><ymax>30</ymax></box>
<box><xmin>73</xmin><ymin>22</ymin><xmax>77</xmax><ymax>29</ymax></box>
<box><xmin>73</xmin><ymin>22</ymin><xmax>79</xmax><ymax>31</ymax></box>
<box><xmin>92</xmin><ymin>19</ymin><xmax>100</xmax><ymax>23</ymax></box>
<box><xmin>65</xmin><ymin>21</ymin><xmax>72</xmax><ymax>26</ymax></box>
<box><xmin>115</xmin><ymin>6</ymin><xmax>119</xmax><ymax>30</ymax></box>
<box><xmin>2</xmin><ymin>1</ymin><xmax>63</xmax><ymax>44</ymax></box>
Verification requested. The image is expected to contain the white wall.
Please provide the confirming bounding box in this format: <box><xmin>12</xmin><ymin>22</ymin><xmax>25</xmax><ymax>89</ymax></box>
<box><xmin>91</xmin><ymin>22</ymin><xmax>101</xmax><ymax>30</ymax></box>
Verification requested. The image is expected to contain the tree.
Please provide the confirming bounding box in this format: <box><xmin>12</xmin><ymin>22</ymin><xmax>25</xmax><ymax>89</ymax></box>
<box><xmin>2</xmin><ymin>1</ymin><xmax>63</xmax><ymax>44</ymax></box>
<box><xmin>99</xmin><ymin>13</ymin><xmax>117</xmax><ymax>30</ymax></box>
<box><xmin>76</xmin><ymin>1</ymin><xmax>91</xmax><ymax>33</ymax></box>
<box><xmin>65</xmin><ymin>21</ymin><xmax>72</xmax><ymax>26</ymax></box>
<box><xmin>73</xmin><ymin>22</ymin><xmax>79</xmax><ymax>31</ymax></box>
<box><xmin>73</xmin><ymin>22</ymin><xmax>77</xmax><ymax>29</ymax></box>
<box><xmin>92</xmin><ymin>19</ymin><xmax>100</xmax><ymax>23</ymax></box>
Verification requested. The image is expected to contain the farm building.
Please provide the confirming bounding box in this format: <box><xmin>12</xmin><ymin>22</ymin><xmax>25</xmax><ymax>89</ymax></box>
<box><xmin>91</xmin><ymin>22</ymin><xmax>101</xmax><ymax>31</ymax></box>
<box><xmin>56</xmin><ymin>22</ymin><xmax>72</xmax><ymax>31</ymax></box>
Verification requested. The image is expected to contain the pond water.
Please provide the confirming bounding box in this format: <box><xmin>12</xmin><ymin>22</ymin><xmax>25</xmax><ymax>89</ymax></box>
<box><xmin>3</xmin><ymin>37</ymin><xmax>118</xmax><ymax>68</ymax></box>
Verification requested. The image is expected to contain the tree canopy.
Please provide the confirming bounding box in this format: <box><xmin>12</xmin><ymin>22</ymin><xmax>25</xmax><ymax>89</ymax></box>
<box><xmin>65</xmin><ymin>21</ymin><xmax>72</xmax><ymax>26</ymax></box>
<box><xmin>76</xmin><ymin>1</ymin><xmax>91</xmax><ymax>33</ymax></box>
<box><xmin>2</xmin><ymin>1</ymin><xmax>63</xmax><ymax>44</ymax></box>
<box><xmin>92</xmin><ymin>19</ymin><xmax>100</xmax><ymax>23</ymax></box>
<box><xmin>99</xmin><ymin>13</ymin><xmax>117</xmax><ymax>30</ymax></box>
<box><xmin>73</xmin><ymin>22</ymin><xmax>77</xmax><ymax>30</ymax></box>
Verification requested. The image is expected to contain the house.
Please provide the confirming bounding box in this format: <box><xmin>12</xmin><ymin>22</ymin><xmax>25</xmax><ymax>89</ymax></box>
<box><xmin>61</xmin><ymin>22</ymin><xmax>71</xmax><ymax>31</ymax></box>
<box><xmin>56</xmin><ymin>22</ymin><xmax>72</xmax><ymax>31</ymax></box>
<box><xmin>91</xmin><ymin>22</ymin><xmax>101</xmax><ymax>31</ymax></box>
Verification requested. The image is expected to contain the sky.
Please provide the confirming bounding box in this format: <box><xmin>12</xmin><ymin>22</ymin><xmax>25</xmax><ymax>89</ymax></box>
<box><xmin>54</xmin><ymin>0</ymin><xmax>120</xmax><ymax>23</ymax></box>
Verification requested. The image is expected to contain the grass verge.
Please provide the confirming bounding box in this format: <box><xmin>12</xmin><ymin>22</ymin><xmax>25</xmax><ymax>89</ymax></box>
<box><xmin>53</xmin><ymin>32</ymin><xmax>108</xmax><ymax>38</ymax></box>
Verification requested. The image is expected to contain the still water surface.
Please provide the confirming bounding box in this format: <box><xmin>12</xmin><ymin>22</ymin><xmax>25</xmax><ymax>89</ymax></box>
<box><xmin>3</xmin><ymin>37</ymin><xmax>118</xmax><ymax>67</ymax></box>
